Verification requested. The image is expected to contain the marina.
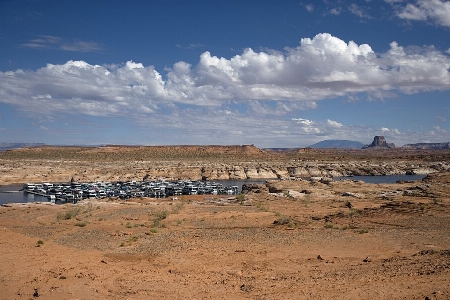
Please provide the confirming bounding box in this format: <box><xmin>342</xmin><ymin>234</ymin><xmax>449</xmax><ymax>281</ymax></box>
<box><xmin>5</xmin><ymin>179</ymin><xmax>243</xmax><ymax>205</ymax></box>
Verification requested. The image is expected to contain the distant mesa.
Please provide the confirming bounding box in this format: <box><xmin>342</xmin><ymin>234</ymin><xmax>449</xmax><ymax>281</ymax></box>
<box><xmin>402</xmin><ymin>142</ymin><xmax>450</xmax><ymax>150</ymax></box>
<box><xmin>362</xmin><ymin>136</ymin><xmax>395</xmax><ymax>149</ymax></box>
<box><xmin>308</xmin><ymin>140</ymin><xmax>364</xmax><ymax>149</ymax></box>
<box><xmin>0</xmin><ymin>143</ymin><xmax>45</xmax><ymax>152</ymax></box>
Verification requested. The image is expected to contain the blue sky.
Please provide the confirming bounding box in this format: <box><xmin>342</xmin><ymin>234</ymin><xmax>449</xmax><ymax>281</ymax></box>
<box><xmin>0</xmin><ymin>0</ymin><xmax>449</xmax><ymax>147</ymax></box>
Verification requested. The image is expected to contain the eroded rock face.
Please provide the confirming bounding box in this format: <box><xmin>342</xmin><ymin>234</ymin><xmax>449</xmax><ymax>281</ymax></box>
<box><xmin>363</xmin><ymin>136</ymin><xmax>396</xmax><ymax>149</ymax></box>
<box><xmin>0</xmin><ymin>146</ymin><xmax>449</xmax><ymax>183</ymax></box>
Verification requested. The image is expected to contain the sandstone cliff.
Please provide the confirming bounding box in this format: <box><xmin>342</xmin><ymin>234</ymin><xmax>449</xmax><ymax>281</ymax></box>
<box><xmin>362</xmin><ymin>136</ymin><xmax>395</xmax><ymax>149</ymax></box>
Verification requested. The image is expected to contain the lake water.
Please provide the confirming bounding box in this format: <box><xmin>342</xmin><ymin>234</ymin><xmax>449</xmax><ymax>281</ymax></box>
<box><xmin>0</xmin><ymin>175</ymin><xmax>427</xmax><ymax>205</ymax></box>
<box><xmin>0</xmin><ymin>184</ymin><xmax>49</xmax><ymax>205</ymax></box>
<box><xmin>333</xmin><ymin>174</ymin><xmax>427</xmax><ymax>184</ymax></box>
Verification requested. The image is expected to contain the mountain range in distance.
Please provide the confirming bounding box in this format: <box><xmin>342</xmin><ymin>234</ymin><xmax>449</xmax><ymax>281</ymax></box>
<box><xmin>308</xmin><ymin>140</ymin><xmax>365</xmax><ymax>149</ymax></box>
<box><xmin>1</xmin><ymin>139</ymin><xmax>449</xmax><ymax>151</ymax></box>
<box><xmin>0</xmin><ymin>142</ymin><xmax>45</xmax><ymax>151</ymax></box>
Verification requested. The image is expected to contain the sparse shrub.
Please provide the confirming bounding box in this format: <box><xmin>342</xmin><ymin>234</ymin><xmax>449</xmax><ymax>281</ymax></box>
<box><xmin>36</xmin><ymin>240</ymin><xmax>44</xmax><ymax>247</ymax></box>
<box><xmin>349</xmin><ymin>208</ymin><xmax>360</xmax><ymax>217</ymax></box>
<box><xmin>236</xmin><ymin>194</ymin><xmax>245</xmax><ymax>204</ymax></box>
<box><xmin>75</xmin><ymin>221</ymin><xmax>87</xmax><ymax>227</ymax></box>
<box><xmin>57</xmin><ymin>206</ymin><xmax>82</xmax><ymax>221</ymax></box>
<box><xmin>274</xmin><ymin>215</ymin><xmax>293</xmax><ymax>226</ymax></box>
<box><xmin>255</xmin><ymin>202</ymin><xmax>269</xmax><ymax>212</ymax></box>
<box><xmin>357</xmin><ymin>229</ymin><xmax>368</xmax><ymax>234</ymax></box>
<box><xmin>153</xmin><ymin>210</ymin><xmax>168</xmax><ymax>221</ymax></box>
<box><xmin>341</xmin><ymin>225</ymin><xmax>350</xmax><ymax>230</ymax></box>
<box><xmin>120</xmin><ymin>235</ymin><xmax>139</xmax><ymax>247</ymax></box>
<box><xmin>325</xmin><ymin>222</ymin><xmax>334</xmax><ymax>229</ymax></box>
<box><xmin>151</xmin><ymin>210</ymin><xmax>169</xmax><ymax>228</ymax></box>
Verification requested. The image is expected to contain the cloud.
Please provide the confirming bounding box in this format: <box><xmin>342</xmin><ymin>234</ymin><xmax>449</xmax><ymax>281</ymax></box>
<box><xmin>433</xmin><ymin>125</ymin><xmax>448</xmax><ymax>133</ymax></box>
<box><xmin>395</xmin><ymin>0</ymin><xmax>450</xmax><ymax>27</ymax></box>
<box><xmin>2</xmin><ymin>33</ymin><xmax>450</xmax><ymax>119</ymax></box>
<box><xmin>303</xmin><ymin>3</ymin><xmax>314</xmax><ymax>12</ymax></box>
<box><xmin>20</xmin><ymin>35</ymin><xmax>103</xmax><ymax>52</ymax></box>
<box><xmin>348</xmin><ymin>3</ymin><xmax>372</xmax><ymax>19</ymax></box>
<box><xmin>176</xmin><ymin>43</ymin><xmax>204</xmax><ymax>49</ymax></box>
<box><xmin>328</xmin><ymin>8</ymin><xmax>341</xmax><ymax>15</ymax></box>
<box><xmin>326</xmin><ymin>119</ymin><xmax>343</xmax><ymax>128</ymax></box>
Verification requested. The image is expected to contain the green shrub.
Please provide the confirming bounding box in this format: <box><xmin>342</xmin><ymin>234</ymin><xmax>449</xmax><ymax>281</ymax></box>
<box><xmin>325</xmin><ymin>222</ymin><xmax>334</xmax><ymax>229</ymax></box>
<box><xmin>57</xmin><ymin>206</ymin><xmax>82</xmax><ymax>221</ymax></box>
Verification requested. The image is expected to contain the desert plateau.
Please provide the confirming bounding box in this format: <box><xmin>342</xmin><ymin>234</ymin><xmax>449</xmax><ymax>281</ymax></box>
<box><xmin>1</xmin><ymin>145</ymin><xmax>450</xmax><ymax>300</ymax></box>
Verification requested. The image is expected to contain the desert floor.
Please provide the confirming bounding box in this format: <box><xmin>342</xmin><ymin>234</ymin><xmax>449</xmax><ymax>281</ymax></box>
<box><xmin>1</xmin><ymin>171</ymin><xmax>450</xmax><ymax>300</ymax></box>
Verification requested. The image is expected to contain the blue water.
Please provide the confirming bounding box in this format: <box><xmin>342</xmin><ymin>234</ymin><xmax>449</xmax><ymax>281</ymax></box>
<box><xmin>0</xmin><ymin>185</ymin><xmax>49</xmax><ymax>205</ymax></box>
<box><xmin>333</xmin><ymin>174</ymin><xmax>427</xmax><ymax>184</ymax></box>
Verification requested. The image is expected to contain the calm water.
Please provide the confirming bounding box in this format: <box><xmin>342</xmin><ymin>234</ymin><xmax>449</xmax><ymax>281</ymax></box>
<box><xmin>0</xmin><ymin>176</ymin><xmax>427</xmax><ymax>205</ymax></box>
<box><xmin>333</xmin><ymin>174</ymin><xmax>427</xmax><ymax>184</ymax></box>
<box><xmin>0</xmin><ymin>184</ymin><xmax>49</xmax><ymax>205</ymax></box>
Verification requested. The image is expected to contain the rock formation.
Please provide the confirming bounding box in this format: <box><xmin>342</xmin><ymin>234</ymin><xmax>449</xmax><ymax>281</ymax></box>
<box><xmin>362</xmin><ymin>136</ymin><xmax>395</xmax><ymax>149</ymax></box>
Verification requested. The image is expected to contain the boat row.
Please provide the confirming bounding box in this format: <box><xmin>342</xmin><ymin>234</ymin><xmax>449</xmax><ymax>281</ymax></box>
<box><xmin>23</xmin><ymin>180</ymin><xmax>240</xmax><ymax>202</ymax></box>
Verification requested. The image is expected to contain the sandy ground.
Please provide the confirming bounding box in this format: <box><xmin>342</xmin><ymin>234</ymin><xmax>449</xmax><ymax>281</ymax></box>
<box><xmin>1</xmin><ymin>173</ymin><xmax>450</xmax><ymax>299</ymax></box>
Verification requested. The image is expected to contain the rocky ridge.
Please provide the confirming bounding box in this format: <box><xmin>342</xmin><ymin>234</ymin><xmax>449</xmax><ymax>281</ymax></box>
<box><xmin>1</xmin><ymin>145</ymin><xmax>449</xmax><ymax>183</ymax></box>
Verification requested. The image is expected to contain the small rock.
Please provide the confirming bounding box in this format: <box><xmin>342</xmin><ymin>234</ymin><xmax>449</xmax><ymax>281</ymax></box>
<box><xmin>342</xmin><ymin>192</ymin><xmax>360</xmax><ymax>198</ymax></box>
<box><xmin>240</xmin><ymin>284</ymin><xmax>253</xmax><ymax>292</ymax></box>
<box><xmin>317</xmin><ymin>255</ymin><xmax>324</xmax><ymax>260</ymax></box>
<box><xmin>363</xmin><ymin>256</ymin><xmax>372</xmax><ymax>263</ymax></box>
<box><xmin>33</xmin><ymin>289</ymin><xmax>39</xmax><ymax>298</ymax></box>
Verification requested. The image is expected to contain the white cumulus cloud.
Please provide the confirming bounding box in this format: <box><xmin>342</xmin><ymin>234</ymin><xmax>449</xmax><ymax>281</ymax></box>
<box><xmin>1</xmin><ymin>33</ymin><xmax>450</xmax><ymax>119</ymax></box>
<box><xmin>396</xmin><ymin>0</ymin><xmax>450</xmax><ymax>27</ymax></box>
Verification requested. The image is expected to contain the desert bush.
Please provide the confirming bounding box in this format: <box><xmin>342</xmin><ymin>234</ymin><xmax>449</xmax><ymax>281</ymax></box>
<box><xmin>236</xmin><ymin>194</ymin><xmax>245</xmax><ymax>204</ymax></box>
<box><xmin>57</xmin><ymin>206</ymin><xmax>82</xmax><ymax>221</ymax></box>
<box><xmin>273</xmin><ymin>215</ymin><xmax>293</xmax><ymax>226</ymax></box>
<box><xmin>120</xmin><ymin>236</ymin><xmax>139</xmax><ymax>247</ymax></box>
<box><xmin>75</xmin><ymin>221</ymin><xmax>87</xmax><ymax>227</ymax></box>
<box><xmin>154</xmin><ymin>210</ymin><xmax>168</xmax><ymax>221</ymax></box>
<box><xmin>36</xmin><ymin>240</ymin><xmax>44</xmax><ymax>247</ymax></box>
<box><xmin>151</xmin><ymin>210</ymin><xmax>168</xmax><ymax>228</ymax></box>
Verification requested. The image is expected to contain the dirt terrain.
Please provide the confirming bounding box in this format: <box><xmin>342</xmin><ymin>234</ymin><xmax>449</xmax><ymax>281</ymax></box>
<box><xmin>0</xmin><ymin>146</ymin><xmax>450</xmax><ymax>299</ymax></box>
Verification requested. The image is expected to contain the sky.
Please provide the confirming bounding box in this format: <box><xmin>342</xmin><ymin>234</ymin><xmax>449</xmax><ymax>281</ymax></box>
<box><xmin>0</xmin><ymin>0</ymin><xmax>449</xmax><ymax>148</ymax></box>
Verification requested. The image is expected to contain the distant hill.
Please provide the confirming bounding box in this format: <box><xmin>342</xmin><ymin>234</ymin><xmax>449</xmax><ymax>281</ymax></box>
<box><xmin>0</xmin><ymin>143</ymin><xmax>45</xmax><ymax>152</ymax></box>
<box><xmin>402</xmin><ymin>142</ymin><xmax>450</xmax><ymax>150</ymax></box>
<box><xmin>309</xmin><ymin>140</ymin><xmax>364</xmax><ymax>149</ymax></box>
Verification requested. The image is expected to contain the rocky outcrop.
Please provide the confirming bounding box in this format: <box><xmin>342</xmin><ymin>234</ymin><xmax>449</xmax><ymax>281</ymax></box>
<box><xmin>362</xmin><ymin>136</ymin><xmax>395</xmax><ymax>149</ymax></box>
